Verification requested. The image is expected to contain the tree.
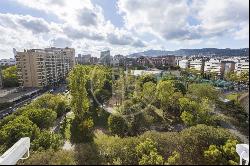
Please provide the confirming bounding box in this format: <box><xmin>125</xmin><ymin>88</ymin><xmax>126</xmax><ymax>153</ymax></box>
<box><xmin>94</xmin><ymin>89</ymin><xmax>112</xmax><ymax>106</ymax></box>
<box><xmin>204</xmin><ymin>145</ymin><xmax>224</xmax><ymax>164</ymax></box>
<box><xmin>239</xmin><ymin>71</ymin><xmax>249</xmax><ymax>84</ymax></box>
<box><xmin>32</xmin><ymin>130</ymin><xmax>63</xmax><ymax>151</ymax></box>
<box><xmin>141</xmin><ymin>81</ymin><xmax>157</xmax><ymax>104</ymax></box>
<box><xmin>108</xmin><ymin>115</ymin><xmax>128</xmax><ymax>137</ymax></box>
<box><xmin>156</xmin><ymin>80</ymin><xmax>176</xmax><ymax>109</ymax></box>
<box><xmin>180</xmin><ymin>111</ymin><xmax>195</xmax><ymax>126</ymax></box>
<box><xmin>0</xmin><ymin>116</ymin><xmax>39</xmax><ymax>148</ymax></box>
<box><xmin>136</xmin><ymin>138</ymin><xmax>164</xmax><ymax>165</ymax></box>
<box><xmin>1</xmin><ymin>65</ymin><xmax>19</xmax><ymax>87</ymax></box>
<box><xmin>68</xmin><ymin>65</ymin><xmax>112</xmax><ymax>142</ymax></box>
<box><xmin>78</xmin><ymin>118</ymin><xmax>94</xmax><ymax>142</ymax></box>
<box><xmin>95</xmin><ymin>124</ymin><xmax>235</xmax><ymax>165</ymax></box>
<box><xmin>188</xmin><ymin>83</ymin><xmax>219</xmax><ymax>102</ymax></box>
<box><xmin>174</xmin><ymin>82</ymin><xmax>187</xmax><ymax>95</ymax></box>
<box><xmin>166</xmin><ymin>151</ymin><xmax>181</xmax><ymax>165</ymax></box>
<box><xmin>117</xmin><ymin>99</ymin><xmax>145</xmax><ymax>135</ymax></box>
<box><xmin>68</xmin><ymin>65</ymin><xmax>90</xmax><ymax>120</ymax></box>
<box><xmin>225</xmin><ymin>71</ymin><xmax>238</xmax><ymax>82</ymax></box>
<box><xmin>30</xmin><ymin>94</ymin><xmax>69</xmax><ymax>117</ymax></box>
<box><xmin>23</xmin><ymin>108</ymin><xmax>57</xmax><ymax>129</ymax></box>
<box><xmin>71</xmin><ymin>117</ymin><xmax>94</xmax><ymax>143</ymax></box>
<box><xmin>179</xmin><ymin>97</ymin><xmax>216</xmax><ymax>126</ymax></box>
<box><xmin>204</xmin><ymin>139</ymin><xmax>239</xmax><ymax>165</ymax></box>
<box><xmin>20</xmin><ymin>149</ymin><xmax>76</xmax><ymax>165</ymax></box>
<box><xmin>139</xmin><ymin>74</ymin><xmax>157</xmax><ymax>86</ymax></box>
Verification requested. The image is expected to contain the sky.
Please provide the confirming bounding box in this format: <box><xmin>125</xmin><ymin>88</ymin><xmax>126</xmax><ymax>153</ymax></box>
<box><xmin>0</xmin><ymin>0</ymin><xmax>249</xmax><ymax>59</ymax></box>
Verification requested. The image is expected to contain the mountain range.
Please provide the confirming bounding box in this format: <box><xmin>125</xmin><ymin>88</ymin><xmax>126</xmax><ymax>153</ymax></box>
<box><xmin>127</xmin><ymin>48</ymin><xmax>249</xmax><ymax>58</ymax></box>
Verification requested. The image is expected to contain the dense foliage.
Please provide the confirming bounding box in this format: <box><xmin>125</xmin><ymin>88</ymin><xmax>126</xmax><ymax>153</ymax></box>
<box><xmin>1</xmin><ymin>65</ymin><xmax>245</xmax><ymax>165</ymax></box>
<box><xmin>1</xmin><ymin>65</ymin><xmax>19</xmax><ymax>87</ymax></box>
<box><xmin>0</xmin><ymin>94</ymin><xmax>69</xmax><ymax>154</ymax></box>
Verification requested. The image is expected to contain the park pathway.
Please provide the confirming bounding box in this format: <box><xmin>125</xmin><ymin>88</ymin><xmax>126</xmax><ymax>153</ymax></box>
<box><xmin>239</xmin><ymin>93</ymin><xmax>249</xmax><ymax>114</ymax></box>
<box><xmin>214</xmin><ymin>109</ymin><xmax>249</xmax><ymax>144</ymax></box>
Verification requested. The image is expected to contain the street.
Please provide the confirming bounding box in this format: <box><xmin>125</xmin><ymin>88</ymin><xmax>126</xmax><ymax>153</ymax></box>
<box><xmin>0</xmin><ymin>84</ymin><xmax>67</xmax><ymax>119</ymax></box>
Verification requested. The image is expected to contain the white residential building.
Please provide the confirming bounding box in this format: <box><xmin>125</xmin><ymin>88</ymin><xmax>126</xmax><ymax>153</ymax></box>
<box><xmin>178</xmin><ymin>59</ymin><xmax>189</xmax><ymax>69</ymax></box>
<box><xmin>235</xmin><ymin>60</ymin><xmax>249</xmax><ymax>74</ymax></box>
<box><xmin>189</xmin><ymin>59</ymin><xmax>204</xmax><ymax>72</ymax></box>
<box><xmin>204</xmin><ymin>59</ymin><xmax>222</xmax><ymax>75</ymax></box>
<box><xmin>0</xmin><ymin>58</ymin><xmax>16</xmax><ymax>66</ymax></box>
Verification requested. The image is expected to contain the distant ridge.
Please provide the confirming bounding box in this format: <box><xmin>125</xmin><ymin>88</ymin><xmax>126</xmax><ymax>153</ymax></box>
<box><xmin>127</xmin><ymin>48</ymin><xmax>249</xmax><ymax>58</ymax></box>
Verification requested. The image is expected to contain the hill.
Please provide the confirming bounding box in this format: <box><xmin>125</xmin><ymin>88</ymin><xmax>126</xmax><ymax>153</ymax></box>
<box><xmin>127</xmin><ymin>48</ymin><xmax>249</xmax><ymax>58</ymax></box>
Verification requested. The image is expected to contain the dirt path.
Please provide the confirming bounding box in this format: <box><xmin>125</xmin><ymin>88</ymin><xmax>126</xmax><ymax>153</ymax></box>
<box><xmin>215</xmin><ymin>110</ymin><xmax>249</xmax><ymax>144</ymax></box>
<box><xmin>62</xmin><ymin>141</ymin><xmax>74</xmax><ymax>150</ymax></box>
<box><xmin>51</xmin><ymin>115</ymin><xmax>65</xmax><ymax>133</ymax></box>
<box><xmin>239</xmin><ymin>93</ymin><xmax>249</xmax><ymax>114</ymax></box>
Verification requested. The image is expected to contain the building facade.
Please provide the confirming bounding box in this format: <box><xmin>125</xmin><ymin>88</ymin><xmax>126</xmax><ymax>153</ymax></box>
<box><xmin>189</xmin><ymin>59</ymin><xmax>204</xmax><ymax>72</ymax></box>
<box><xmin>178</xmin><ymin>59</ymin><xmax>189</xmax><ymax>69</ymax></box>
<box><xmin>99</xmin><ymin>50</ymin><xmax>111</xmax><ymax>65</ymax></box>
<box><xmin>15</xmin><ymin>47</ymin><xmax>75</xmax><ymax>88</ymax></box>
<box><xmin>221</xmin><ymin>61</ymin><xmax>235</xmax><ymax>76</ymax></box>
<box><xmin>76</xmin><ymin>54</ymin><xmax>91</xmax><ymax>64</ymax></box>
<box><xmin>0</xmin><ymin>58</ymin><xmax>16</xmax><ymax>66</ymax></box>
<box><xmin>204</xmin><ymin>59</ymin><xmax>222</xmax><ymax>75</ymax></box>
<box><xmin>235</xmin><ymin>59</ymin><xmax>249</xmax><ymax>74</ymax></box>
<box><xmin>111</xmin><ymin>54</ymin><xmax>125</xmax><ymax>67</ymax></box>
<box><xmin>136</xmin><ymin>56</ymin><xmax>176</xmax><ymax>67</ymax></box>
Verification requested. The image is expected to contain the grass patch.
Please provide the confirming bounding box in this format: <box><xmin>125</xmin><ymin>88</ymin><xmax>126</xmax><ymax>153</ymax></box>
<box><xmin>225</xmin><ymin>93</ymin><xmax>240</xmax><ymax>102</ymax></box>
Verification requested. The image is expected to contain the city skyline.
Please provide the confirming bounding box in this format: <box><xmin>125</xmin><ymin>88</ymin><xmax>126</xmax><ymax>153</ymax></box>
<box><xmin>0</xmin><ymin>0</ymin><xmax>249</xmax><ymax>59</ymax></box>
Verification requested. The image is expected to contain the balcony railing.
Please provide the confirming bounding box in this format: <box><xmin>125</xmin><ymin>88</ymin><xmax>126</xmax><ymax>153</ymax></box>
<box><xmin>236</xmin><ymin>144</ymin><xmax>249</xmax><ymax>165</ymax></box>
<box><xmin>0</xmin><ymin>137</ymin><xmax>30</xmax><ymax>165</ymax></box>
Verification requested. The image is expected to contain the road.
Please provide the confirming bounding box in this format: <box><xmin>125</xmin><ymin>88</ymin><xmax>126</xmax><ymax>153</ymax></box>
<box><xmin>0</xmin><ymin>93</ymin><xmax>41</xmax><ymax>119</ymax></box>
<box><xmin>0</xmin><ymin>84</ymin><xmax>67</xmax><ymax>119</ymax></box>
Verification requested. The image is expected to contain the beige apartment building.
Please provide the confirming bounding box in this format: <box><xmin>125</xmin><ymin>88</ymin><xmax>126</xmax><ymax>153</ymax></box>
<box><xmin>15</xmin><ymin>47</ymin><xmax>75</xmax><ymax>87</ymax></box>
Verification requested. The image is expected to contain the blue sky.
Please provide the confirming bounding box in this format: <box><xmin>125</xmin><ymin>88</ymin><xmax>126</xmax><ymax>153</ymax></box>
<box><xmin>0</xmin><ymin>0</ymin><xmax>249</xmax><ymax>58</ymax></box>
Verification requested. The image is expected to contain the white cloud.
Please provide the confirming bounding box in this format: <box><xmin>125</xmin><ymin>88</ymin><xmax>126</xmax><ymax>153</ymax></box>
<box><xmin>0</xmin><ymin>0</ymin><xmax>248</xmax><ymax>59</ymax></box>
<box><xmin>118</xmin><ymin>0</ymin><xmax>249</xmax><ymax>41</ymax></box>
<box><xmin>118</xmin><ymin>0</ymin><xmax>197</xmax><ymax>40</ymax></box>
<box><xmin>192</xmin><ymin>0</ymin><xmax>249</xmax><ymax>38</ymax></box>
<box><xmin>0</xmin><ymin>0</ymin><xmax>148</xmax><ymax>58</ymax></box>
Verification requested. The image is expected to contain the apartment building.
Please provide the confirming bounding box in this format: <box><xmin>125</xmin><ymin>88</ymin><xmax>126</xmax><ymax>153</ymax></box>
<box><xmin>90</xmin><ymin>57</ymin><xmax>98</xmax><ymax>64</ymax></box>
<box><xmin>0</xmin><ymin>58</ymin><xmax>16</xmax><ymax>66</ymax></box>
<box><xmin>76</xmin><ymin>54</ymin><xmax>91</xmax><ymax>64</ymax></box>
<box><xmin>235</xmin><ymin>59</ymin><xmax>249</xmax><ymax>74</ymax></box>
<box><xmin>111</xmin><ymin>54</ymin><xmax>125</xmax><ymax>67</ymax></box>
<box><xmin>15</xmin><ymin>47</ymin><xmax>75</xmax><ymax>88</ymax></box>
<box><xmin>136</xmin><ymin>56</ymin><xmax>176</xmax><ymax>67</ymax></box>
<box><xmin>99</xmin><ymin>50</ymin><xmax>111</xmax><ymax>65</ymax></box>
<box><xmin>204</xmin><ymin>59</ymin><xmax>222</xmax><ymax>75</ymax></box>
<box><xmin>221</xmin><ymin>60</ymin><xmax>235</xmax><ymax>76</ymax></box>
<box><xmin>189</xmin><ymin>59</ymin><xmax>204</xmax><ymax>72</ymax></box>
<box><xmin>178</xmin><ymin>59</ymin><xmax>189</xmax><ymax>69</ymax></box>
